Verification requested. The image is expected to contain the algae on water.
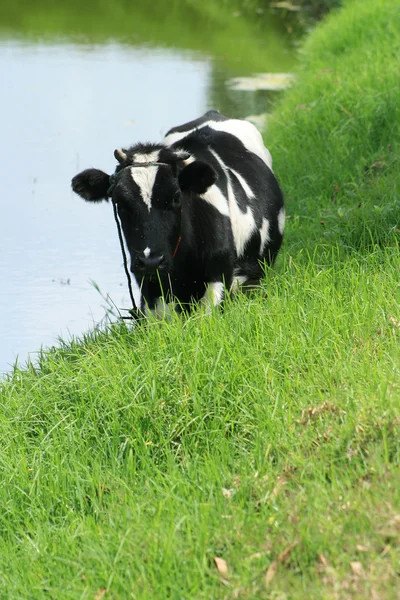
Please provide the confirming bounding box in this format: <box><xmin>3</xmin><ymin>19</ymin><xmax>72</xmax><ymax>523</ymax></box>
<box><xmin>227</xmin><ymin>72</ymin><xmax>294</xmax><ymax>91</ymax></box>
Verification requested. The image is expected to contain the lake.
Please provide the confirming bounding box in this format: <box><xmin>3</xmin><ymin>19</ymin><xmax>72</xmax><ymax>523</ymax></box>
<box><xmin>0</xmin><ymin>0</ymin><xmax>296</xmax><ymax>375</ymax></box>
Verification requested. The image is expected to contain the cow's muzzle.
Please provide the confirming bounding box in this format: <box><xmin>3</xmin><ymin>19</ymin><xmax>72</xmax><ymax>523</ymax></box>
<box><xmin>135</xmin><ymin>254</ymin><xmax>166</xmax><ymax>275</ymax></box>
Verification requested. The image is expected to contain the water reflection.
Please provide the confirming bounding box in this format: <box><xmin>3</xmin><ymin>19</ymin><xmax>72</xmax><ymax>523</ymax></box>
<box><xmin>0</xmin><ymin>2</ymin><xmax>295</xmax><ymax>374</ymax></box>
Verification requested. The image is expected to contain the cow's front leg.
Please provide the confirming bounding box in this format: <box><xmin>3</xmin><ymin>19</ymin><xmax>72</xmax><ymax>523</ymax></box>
<box><xmin>201</xmin><ymin>255</ymin><xmax>234</xmax><ymax>311</ymax></box>
<box><xmin>147</xmin><ymin>297</ymin><xmax>176</xmax><ymax>319</ymax></box>
<box><xmin>202</xmin><ymin>280</ymin><xmax>225</xmax><ymax>309</ymax></box>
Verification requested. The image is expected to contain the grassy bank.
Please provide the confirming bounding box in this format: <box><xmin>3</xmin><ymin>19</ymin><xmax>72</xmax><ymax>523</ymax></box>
<box><xmin>267</xmin><ymin>0</ymin><xmax>400</xmax><ymax>254</ymax></box>
<box><xmin>1</xmin><ymin>0</ymin><xmax>399</xmax><ymax>598</ymax></box>
<box><xmin>1</xmin><ymin>249</ymin><xmax>399</xmax><ymax>598</ymax></box>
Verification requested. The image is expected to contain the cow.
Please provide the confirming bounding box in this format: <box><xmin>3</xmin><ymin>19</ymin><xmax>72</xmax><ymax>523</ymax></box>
<box><xmin>71</xmin><ymin>110</ymin><xmax>285</xmax><ymax>316</ymax></box>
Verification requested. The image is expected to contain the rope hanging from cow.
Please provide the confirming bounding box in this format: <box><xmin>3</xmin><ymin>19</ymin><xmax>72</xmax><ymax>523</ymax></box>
<box><xmin>112</xmin><ymin>200</ymin><xmax>140</xmax><ymax>321</ymax></box>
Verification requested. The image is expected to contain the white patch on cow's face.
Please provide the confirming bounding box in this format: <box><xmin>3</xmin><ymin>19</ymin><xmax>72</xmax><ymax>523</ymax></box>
<box><xmin>210</xmin><ymin>149</ymin><xmax>257</xmax><ymax>257</ymax></box>
<box><xmin>143</xmin><ymin>247</ymin><xmax>151</xmax><ymax>258</ymax></box>
<box><xmin>130</xmin><ymin>165</ymin><xmax>159</xmax><ymax>211</ymax></box>
<box><xmin>259</xmin><ymin>217</ymin><xmax>271</xmax><ymax>255</ymax></box>
<box><xmin>132</xmin><ymin>149</ymin><xmax>160</xmax><ymax>164</ymax></box>
<box><xmin>278</xmin><ymin>207</ymin><xmax>286</xmax><ymax>235</ymax></box>
<box><xmin>163</xmin><ymin>118</ymin><xmax>273</xmax><ymax>170</ymax></box>
<box><xmin>202</xmin><ymin>281</ymin><xmax>224</xmax><ymax>309</ymax></box>
<box><xmin>174</xmin><ymin>148</ymin><xmax>192</xmax><ymax>161</ymax></box>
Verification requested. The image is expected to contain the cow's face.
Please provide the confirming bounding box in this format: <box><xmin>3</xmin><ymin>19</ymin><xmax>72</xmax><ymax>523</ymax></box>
<box><xmin>112</xmin><ymin>163</ymin><xmax>183</xmax><ymax>277</ymax></box>
<box><xmin>71</xmin><ymin>147</ymin><xmax>217</xmax><ymax>280</ymax></box>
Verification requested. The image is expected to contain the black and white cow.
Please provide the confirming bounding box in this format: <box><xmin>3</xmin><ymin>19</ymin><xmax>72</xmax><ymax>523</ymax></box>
<box><xmin>71</xmin><ymin>110</ymin><xmax>285</xmax><ymax>315</ymax></box>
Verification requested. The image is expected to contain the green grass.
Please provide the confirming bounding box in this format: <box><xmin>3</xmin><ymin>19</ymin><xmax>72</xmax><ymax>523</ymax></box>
<box><xmin>1</xmin><ymin>0</ymin><xmax>400</xmax><ymax>597</ymax></box>
<box><xmin>1</xmin><ymin>249</ymin><xmax>399</xmax><ymax>598</ymax></box>
<box><xmin>266</xmin><ymin>0</ymin><xmax>400</xmax><ymax>253</ymax></box>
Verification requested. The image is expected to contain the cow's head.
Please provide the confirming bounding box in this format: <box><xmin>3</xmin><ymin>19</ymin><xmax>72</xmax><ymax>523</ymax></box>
<box><xmin>71</xmin><ymin>144</ymin><xmax>217</xmax><ymax>279</ymax></box>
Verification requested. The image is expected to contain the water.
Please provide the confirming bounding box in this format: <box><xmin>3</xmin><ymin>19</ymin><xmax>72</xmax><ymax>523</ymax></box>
<box><xmin>0</xmin><ymin>1</ymin><xmax>295</xmax><ymax>375</ymax></box>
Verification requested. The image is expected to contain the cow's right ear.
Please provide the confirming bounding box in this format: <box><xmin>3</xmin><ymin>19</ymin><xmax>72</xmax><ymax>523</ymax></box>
<box><xmin>71</xmin><ymin>168</ymin><xmax>110</xmax><ymax>202</ymax></box>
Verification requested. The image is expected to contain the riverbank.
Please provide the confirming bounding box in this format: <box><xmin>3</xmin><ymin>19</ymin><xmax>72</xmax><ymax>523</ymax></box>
<box><xmin>205</xmin><ymin>0</ymin><xmax>342</xmax><ymax>29</ymax></box>
<box><xmin>1</xmin><ymin>0</ymin><xmax>399</xmax><ymax>598</ymax></box>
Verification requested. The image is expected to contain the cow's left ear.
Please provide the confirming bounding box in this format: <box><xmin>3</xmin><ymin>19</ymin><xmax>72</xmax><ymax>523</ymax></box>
<box><xmin>178</xmin><ymin>161</ymin><xmax>218</xmax><ymax>194</ymax></box>
<box><xmin>71</xmin><ymin>168</ymin><xmax>110</xmax><ymax>202</ymax></box>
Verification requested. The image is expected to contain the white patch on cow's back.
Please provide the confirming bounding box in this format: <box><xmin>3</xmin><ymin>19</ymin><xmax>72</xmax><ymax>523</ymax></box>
<box><xmin>133</xmin><ymin>149</ymin><xmax>160</xmax><ymax>164</ymax></box>
<box><xmin>199</xmin><ymin>185</ymin><xmax>230</xmax><ymax>217</ymax></box>
<box><xmin>143</xmin><ymin>247</ymin><xmax>151</xmax><ymax>258</ymax></box>
<box><xmin>259</xmin><ymin>217</ymin><xmax>271</xmax><ymax>255</ymax></box>
<box><xmin>209</xmin><ymin>120</ymin><xmax>273</xmax><ymax>170</ymax></box>
<box><xmin>229</xmin><ymin>167</ymin><xmax>255</xmax><ymax>200</ymax></box>
<box><xmin>210</xmin><ymin>149</ymin><xmax>257</xmax><ymax>257</ymax></box>
<box><xmin>163</xmin><ymin>118</ymin><xmax>273</xmax><ymax>170</ymax></box>
<box><xmin>182</xmin><ymin>152</ymin><xmax>229</xmax><ymax>216</ymax></box>
<box><xmin>278</xmin><ymin>207</ymin><xmax>286</xmax><ymax>235</ymax></box>
<box><xmin>228</xmin><ymin>191</ymin><xmax>256</xmax><ymax>258</ymax></box>
<box><xmin>163</xmin><ymin>129</ymin><xmax>194</xmax><ymax>147</ymax></box>
<box><xmin>130</xmin><ymin>165</ymin><xmax>158</xmax><ymax>211</ymax></box>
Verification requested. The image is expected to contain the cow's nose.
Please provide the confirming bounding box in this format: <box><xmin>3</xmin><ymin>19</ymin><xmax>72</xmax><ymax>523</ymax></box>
<box><xmin>136</xmin><ymin>254</ymin><xmax>166</xmax><ymax>274</ymax></box>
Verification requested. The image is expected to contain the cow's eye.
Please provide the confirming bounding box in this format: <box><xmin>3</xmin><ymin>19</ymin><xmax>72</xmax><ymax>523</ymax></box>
<box><xmin>172</xmin><ymin>193</ymin><xmax>181</xmax><ymax>208</ymax></box>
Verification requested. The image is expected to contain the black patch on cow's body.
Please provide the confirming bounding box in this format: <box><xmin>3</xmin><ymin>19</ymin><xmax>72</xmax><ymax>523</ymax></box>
<box><xmin>71</xmin><ymin>110</ymin><xmax>284</xmax><ymax>313</ymax></box>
